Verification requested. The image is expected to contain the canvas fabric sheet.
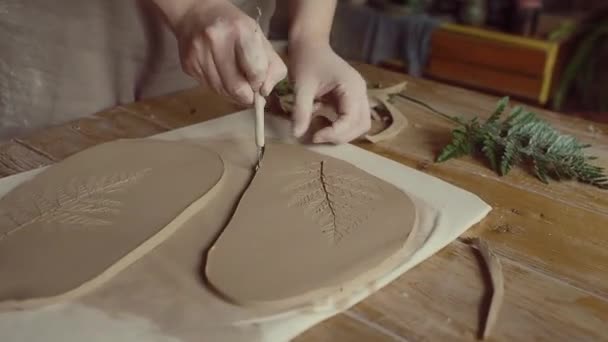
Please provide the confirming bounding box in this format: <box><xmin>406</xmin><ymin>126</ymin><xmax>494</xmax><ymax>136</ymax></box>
<box><xmin>0</xmin><ymin>0</ymin><xmax>275</xmax><ymax>139</ymax></box>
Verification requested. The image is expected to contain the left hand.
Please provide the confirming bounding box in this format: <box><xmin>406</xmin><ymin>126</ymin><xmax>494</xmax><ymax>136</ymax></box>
<box><xmin>288</xmin><ymin>41</ymin><xmax>371</xmax><ymax>144</ymax></box>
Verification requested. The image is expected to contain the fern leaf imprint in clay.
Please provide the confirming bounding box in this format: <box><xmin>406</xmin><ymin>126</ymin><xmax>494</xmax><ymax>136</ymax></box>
<box><xmin>0</xmin><ymin>169</ymin><xmax>150</xmax><ymax>242</ymax></box>
<box><xmin>0</xmin><ymin>139</ymin><xmax>224</xmax><ymax>309</ymax></box>
<box><xmin>284</xmin><ymin>161</ymin><xmax>380</xmax><ymax>244</ymax></box>
<box><xmin>206</xmin><ymin>142</ymin><xmax>416</xmax><ymax>309</ymax></box>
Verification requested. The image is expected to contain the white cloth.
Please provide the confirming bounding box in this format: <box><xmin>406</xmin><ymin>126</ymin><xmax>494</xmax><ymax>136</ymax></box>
<box><xmin>0</xmin><ymin>0</ymin><xmax>275</xmax><ymax>140</ymax></box>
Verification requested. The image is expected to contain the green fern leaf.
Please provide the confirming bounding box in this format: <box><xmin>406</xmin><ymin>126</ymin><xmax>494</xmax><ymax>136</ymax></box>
<box><xmin>436</xmin><ymin>128</ymin><xmax>472</xmax><ymax>162</ymax></box>
<box><xmin>488</xmin><ymin>96</ymin><xmax>509</xmax><ymax>123</ymax></box>
<box><xmin>533</xmin><ymin>158</ymin><xmax>550</xmax><ymax>184</ymax></box>
<box><xmin>505</xmin><ymin>107</ymin><xmax>535</xmax><ymax>128</ymax></box>
<box><xmin>274</xmin><ymin>78</ymin><xmax>293</xmax><ymax>97</ymax></box>
<box><xmin>436</xmin><ymin>97</ymin><xmax>607</xmax><ymax>189</ymax></box>
<box><xmin>481</xmin><ymin>138</ymin><xmax>499</xmax><ymax>172</ymax></box>
<box><xmin>500</xmin><ymin>138</ymin><xmax>518</xmax><ymax>176</ymax></box>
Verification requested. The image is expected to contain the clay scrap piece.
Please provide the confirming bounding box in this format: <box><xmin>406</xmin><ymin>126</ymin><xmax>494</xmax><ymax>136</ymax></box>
<box><xmin>0</xmin><ymin>139</ymin><xmax>224</xmax><ymax>309</ymax></box>
<box><xmin>364</xmin><ymin>97</ymin><xmax>408</xmax><ymax>143</ymax></box>
<box><xmin>366</xmin><ymin>81</ymin><xmax>407</xmax><ymax>106</ymax></box>
<box><xmin>206</xmin><ymin>142</ymin><xmax>416</xmax><ymax>309</ymax></box>
<box><xmin>474</xmin><ymin>238</ymin><xmax>504</xmax><ymax>340</ymax></box>
<box><xmin>276</xmin><ymin>82</ymin><xmax>408</xmax><ymax>143</ymax></box>
<box><xmin>364</xmin><ymin>82</ymin><xmax>408</xmax><ymax>143</ymax></box>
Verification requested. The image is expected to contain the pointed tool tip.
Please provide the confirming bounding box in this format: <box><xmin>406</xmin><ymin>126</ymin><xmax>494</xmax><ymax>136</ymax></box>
<box><xmin>255</xmin><ymin>145</ymin><xmax>265</xmax><ymax>171</ymax></box>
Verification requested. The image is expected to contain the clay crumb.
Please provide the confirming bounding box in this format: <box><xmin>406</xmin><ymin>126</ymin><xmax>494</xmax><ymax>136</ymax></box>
<box><xmin>491</xmin><ymin>223</ymin><xmax>513</xmax><ymax>233</ymax></box>
<box><xmin>510</xmin><ymin>208</ymin><xmax>522</xmax><ymax>215</ymax></box>
<box><xmin>416</xmin><ymin>160</ymin><xmax>431</xmax><ymax>171</ymax></box>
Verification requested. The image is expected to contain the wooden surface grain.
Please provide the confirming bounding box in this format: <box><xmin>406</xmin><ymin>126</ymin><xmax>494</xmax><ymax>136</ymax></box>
<box><xmin>1</xmin><ymin>63</ymin><xmax>607</xmax><ymax>341</ymax></box>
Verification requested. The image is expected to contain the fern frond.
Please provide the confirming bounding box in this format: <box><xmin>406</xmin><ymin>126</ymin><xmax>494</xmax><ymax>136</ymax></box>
<box><xmin>274</xmin><ymin>78</ymin><xmax>293</xmax><ymax>97</ymax></box>
<box><xmin>436</xmin><ymin>128</ymin><xmax>473</xmax><ymax>162</ymax></box>
<box><xmin>500</xmin><ymin>138</ymin><xmax>518</xmax><ymax>176</ymax></box>
<box><xmin>481</xmin><ymin>135</ymin><xmax>500</xmax><ymax>172</ymax></box>
<box><xmin>532</xmin><ymin>158</ymin><xmax>550</xmax><ymax>184</ymax></box>
<box><xmin>505</xmin><ymin>106</ymin><xmax>536</xmax><ymax>128</ymax></box>
<box><xmin>488</xmin><ymin>96</ymin><xmax>509</xmax><ymax>123</ymax></box>
<box><xmin>437</xmin><ymin>98</ymin><xmax>608</xmax><ymax>189</ymax></box>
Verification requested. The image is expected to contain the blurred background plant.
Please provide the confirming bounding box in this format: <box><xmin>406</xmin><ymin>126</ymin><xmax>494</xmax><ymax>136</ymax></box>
<box><xmin>553</xmin><ymin>10</ymin><xmax>608</xmax><ymax>113</ymax></box>
<box><xmin>458</xmin><ymin>0</ymin><xmax>487</xmax><ymax>26</ymax></box>
<box><xmin>391</xmin><ymin>0</ymin><xmax>434</xmax><ymax>12</ymax></box>
<box><xmin>368</xmin><ymin>0</ymin><xmax>434</xmax><ymax>14</ymax></box>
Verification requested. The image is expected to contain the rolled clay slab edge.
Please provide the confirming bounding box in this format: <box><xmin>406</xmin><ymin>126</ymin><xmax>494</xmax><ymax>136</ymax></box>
<box><xmin>204</xmin><ymin>142</ymin><xmax>418</xmax><ymax>312</ymax></box>
<box><xmin>0</xmin><ymin>139</ymin><xmax>227</xmax><ymax>311</ymax></box>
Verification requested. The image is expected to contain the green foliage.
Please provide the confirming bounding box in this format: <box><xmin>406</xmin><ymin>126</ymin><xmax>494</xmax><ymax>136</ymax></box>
<box><xmin>553</xmin><ymin>18</ymin><xmax>608</xmax><ymax>111</ymax></box>
<box><xmin>274</xmin><ymin>78</ymin><xmax>293</xmax><ymax>97</ymax></box>
<box><xmin>389</xmin><ymin>0</ymin><xmax>430</xmax><ymax>12</ymax></box>
<box><xmin>547</xmin><ymin>20</ymin><xmax>577</xmax><ymax>42</ymax></box>
<box><xmin>437</xmin><ymin>97</ymin><xmax>608</xmax><ymax>189</ymax></box>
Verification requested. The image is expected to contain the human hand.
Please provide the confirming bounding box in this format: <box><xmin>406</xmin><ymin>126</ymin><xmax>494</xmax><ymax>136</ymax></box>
<box><xmin>288</xmin><ymin>41</ymin><xmax>371</xmax><ymax>144</ymax></box>
<box><xmin>163</xmin><ymin>0</ymin><xmax>287</xmax><ymax>105</ymax></box>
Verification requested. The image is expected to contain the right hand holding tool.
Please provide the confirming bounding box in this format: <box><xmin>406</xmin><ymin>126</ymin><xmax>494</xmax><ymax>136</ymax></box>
<box><xmin>157</xmin><ymin>0</ymin><xmax>287</xmax><ymax>105</ymax></box>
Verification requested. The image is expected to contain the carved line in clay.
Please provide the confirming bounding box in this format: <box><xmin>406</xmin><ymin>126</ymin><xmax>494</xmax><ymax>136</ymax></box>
<box><xmin>284</xmin><ymin>161</ymin><xmax>380</xmax><ymax>245</ymax></box>
<box><xmin>0</xmin><ymin>168</ymin><xmax>151</xmax><ymax>242</ymax></box>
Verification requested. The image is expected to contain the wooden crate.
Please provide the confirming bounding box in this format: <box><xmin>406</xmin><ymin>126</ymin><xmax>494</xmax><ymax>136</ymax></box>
<box><xmin>381</xmin><ymin>23</ymin><xmax>571</xmax><ymax>106</ymax></box>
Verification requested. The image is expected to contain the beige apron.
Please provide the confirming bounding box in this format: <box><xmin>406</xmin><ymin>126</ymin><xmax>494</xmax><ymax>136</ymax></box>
<box><xmin>0</xmin><ymin>0</ymin><xmax>276</xmax><ymax>139</ymax></box>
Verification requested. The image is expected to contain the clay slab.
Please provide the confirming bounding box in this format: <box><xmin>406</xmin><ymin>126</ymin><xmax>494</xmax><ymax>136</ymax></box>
<box><xmin>206</xmin><ymin>142</ymin><xmax>417</xmax><ymax>308</ymax></box>
<box><xmin>0</xmin><ymin>139</ymin><xmax>224</xmax><ymax>309</ymax></box>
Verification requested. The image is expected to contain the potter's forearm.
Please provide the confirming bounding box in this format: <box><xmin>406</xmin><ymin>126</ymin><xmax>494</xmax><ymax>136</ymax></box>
<box><xmin>150</xmin><ymin>0</ymin><xmax>220</xmax><ymax>28</ymax></box>
<box><xmin>149</xmin><ymin>0</ymin><xmax>193</xmax><ymax>27</ymax></box>
<box><xmin>288</xmin><ymin>0</ymin><xmax>337</xmax><ymax>46</ymax></box>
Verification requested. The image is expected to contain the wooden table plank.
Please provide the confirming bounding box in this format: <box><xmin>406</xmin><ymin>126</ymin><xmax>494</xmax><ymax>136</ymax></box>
<box><xmin>344</xmin><ymin>240</ymin><xmax>608</xmax><ymax>341</ymax></box>
<box><xmin>16</xmin><ymin>107</ymin><xmax>167</xmax><ymax>160</ymax></box>
<box><xmin>363</xmin><ymin>140</ymin><xmax>608</xmax><ymax>298</ymax></box>
<box><xmin>0</xmin><ymin>140</ymin><xmax>54</xmax><ymax>177</ymax></box>
<box><xmin>294</xmin><ymin>311</ymin><xmax>404</xmax><ymax>342</ymax></box>
<box><xmin>123</xmin><ymin>87</ymin><xmax>242</xmax><ymax>130</ymax></box>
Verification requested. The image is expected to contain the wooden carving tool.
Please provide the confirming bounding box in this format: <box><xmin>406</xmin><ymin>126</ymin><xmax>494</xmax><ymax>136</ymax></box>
<box><xmin>252</xmin><ymin>6</ymin><xmax>265</xmax><ymax>171</ymax></box>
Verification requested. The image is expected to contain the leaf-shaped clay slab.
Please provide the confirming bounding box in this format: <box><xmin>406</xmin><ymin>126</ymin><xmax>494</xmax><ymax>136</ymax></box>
<box><xmin>0</xmin><ymin>139</ymin><xmax>224</xmax><ymax>309</ymax></box>
<box><xmin>206</xmin><ymin>143</ymin><xmax>416</xmax><ymax>309</ymax></box>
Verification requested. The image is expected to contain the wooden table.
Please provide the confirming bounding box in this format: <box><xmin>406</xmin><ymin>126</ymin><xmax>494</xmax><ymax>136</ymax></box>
<box><xmin>1</xmin><ymin>63</ymin><xmax>607</xmax><ymax>341</ymax></box>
